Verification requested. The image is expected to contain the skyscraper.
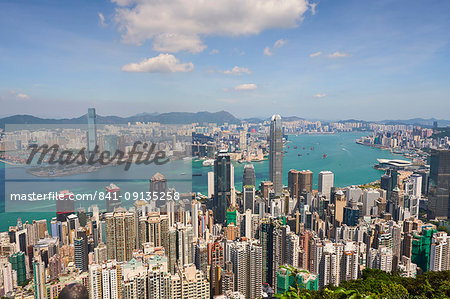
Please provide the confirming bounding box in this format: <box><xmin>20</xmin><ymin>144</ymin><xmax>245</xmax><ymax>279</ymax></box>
<box><xmin>428</xmin><ymin>149</ymin><xmax>450</xmax><ymax>219</ymax></box>
<box><xmin>243</xmin><ymin>164</ymin><xmax>256</xmax><ymax>187</ymax></box>
<box><xmin>207</xmin><ymin>171</ymin><xmax>214</xmax><ymax>198</ymax></box>
<box><xmin>299</xmin><ymin>170</ymin><xmax>313</xmax><ymax>194</ymax></box>
<box><xmin>269</xmin><ymin>115</ymin><xmax>283</xmax><ymax>196</ymax></box>
<box><xmin>288</xmin><ymin>169</ymin><xmax>300</xmax><ymax>200</ymax></box>
<box><xmin>214</xmin><ymin>150</ymin><xmax>232</xmax><ymax>224</ymax></box>
<box><xmin>87</xmin><ymin>107</ymin><xmax>97</xmax><ymax>157</ymax></box>
<box><xmin>74</xmin><ymin>229</ymin><xmax>88</xmax><ymax>272</ymax></box>
<box><xmin>318</xmin><ymin>171</ymin><xmax>334</xmax><ymax>199</ymax></box>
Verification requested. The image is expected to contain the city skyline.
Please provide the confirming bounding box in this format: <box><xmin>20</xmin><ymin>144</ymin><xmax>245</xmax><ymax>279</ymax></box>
<box><xmin>1</xmin><ymin>0</ymin><xmax>449</xmax><ymax>120</ymax></box>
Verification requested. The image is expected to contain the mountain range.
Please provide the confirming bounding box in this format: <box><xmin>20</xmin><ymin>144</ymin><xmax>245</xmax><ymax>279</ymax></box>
<box><xmin>0</xmin><ymin>112</ymin><xmax>448</xmax><ymax>128</ymax></box>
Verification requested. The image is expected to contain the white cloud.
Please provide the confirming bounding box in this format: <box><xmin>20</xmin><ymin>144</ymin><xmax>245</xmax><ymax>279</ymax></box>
<box><xmin>313</xmin><ymin>93</ymin><xmax>327</xmax><ymax>98</ymax></box>
<box><xmin>263</xmin><ymin>47</ymin><xmax>273</xmax><ymax>56</ymax></box>
<box><xmin>122</xmin><ymin>54</ymin><xmax>194</xmax><ymax>73</ymax></box>
<box><xmin>223</xmin><ymin>66</ymin><xmax>251</xmax><ymax>75</ymax></box>
<box><xmin>112</xmin><ymin>0</ymin><xmax>309</xmax><ymax>53</ymax></box>
<box><xmin>327</xmin><ymin>52</ymin><xmax>349</xmax><ymax>58</ymax></box>
<box><xmin>152</xmin><ymin>33</ymin><xmax>206</xmax><ymax>53</ymax></box>
<box><xmin>309</xmin><ymin>51</ymin><xmax>322</xmax><ymax>57</ymax></box>
<box><xmin>309</xmin><ymin>3</ymin><xmax>317</xmax><ymax>15</ymax></box>
<box><xmin>209</xmin><ymin>49</ymin><xmax>219</xmax><ymax>55</ymax></box>
<box><xmin>234</xmin><ymin>83</ymin><xmax>258</xmax><ymax>91</ymax></box>
<box><xmin>264</xmin><ymin>39</ymin><xmax>288</xmax><ymax>56</ymax></box>
<box><xmin>274</xmin><ymin>39</ymin><xmax>288</xmax><ymax>48</ymax></box>
<box><xmin>98</xmin><ymin>13</ymin><xmax>106</xmax><ymax>26</ymax></box>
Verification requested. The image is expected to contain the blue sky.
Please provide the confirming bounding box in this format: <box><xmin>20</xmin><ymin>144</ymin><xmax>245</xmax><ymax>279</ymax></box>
<box><xmin>0</xmin><ymin>0</ymin><xmax>449</xmax><ymax>120</ymax></box>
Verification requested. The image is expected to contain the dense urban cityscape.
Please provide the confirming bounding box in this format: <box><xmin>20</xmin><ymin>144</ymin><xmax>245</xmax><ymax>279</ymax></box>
<box><xmin>0</xmin><ymin>109</ymin><xmax>449</xmax><ymax>298</ymax></box>
<box><xmin>2</xmin><ymin>0</ymin><xmax>450</xmax><ymax>298</ymax></box>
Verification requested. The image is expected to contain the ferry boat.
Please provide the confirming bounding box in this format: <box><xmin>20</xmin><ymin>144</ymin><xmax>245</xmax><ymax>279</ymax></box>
<box><xmin>202</xmin><ymin>159</ymin><xmax>215</xmax><ymax>167</ymax></box>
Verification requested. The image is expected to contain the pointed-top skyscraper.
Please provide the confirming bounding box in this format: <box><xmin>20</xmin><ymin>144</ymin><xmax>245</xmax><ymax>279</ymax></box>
<box><xmin>269</xmin><ymin>114</ymin><xmax>283</xmax><ymax>196</ymax></box>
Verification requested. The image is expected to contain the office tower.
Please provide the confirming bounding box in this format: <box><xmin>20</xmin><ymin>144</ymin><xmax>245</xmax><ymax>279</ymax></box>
<box><xmin>105</xmin><ymin>211</ymin><xmax>136</xmax><ymax>262</ymax></box>
<box><xmin>430</xmin><ymin>232</ymin><xmax>450</xmax><ymax>271</ymax></box>
<box><xmin>345</xmin><ymin>186</ymin><xmax>362</xmax><ymax>207</ymax></box>
<box><xmin>242</xmin><ymin>164</ymin><xmax>256</xmax><ymax>186</ymax></box>
<box><xmin>288</xmin><ymin>169</ymin><xmax>300</xmax><ymax>201</ymax></box>
<box><xmin>208</xmin><ymin>171</ymin><xmax>214</xmax><ymax>198</ymax></box>
<box><xmin>67</xmin><ymin>213</ymin><xmax>79</xmax><ymax>232</ymax></box>
<box><xmin>74</xmin><ymin>229</ymin><xmax>89</xmax><ymax>272</ymax></box>
<box><xmin>428</xmin><ymin>149</ymin><xmax>450</xmax><ymax>219</ymax></box>
<box><xmin>106</xmin><ymin>183</ymin><xmax>121</xmax><ymax>213</ymax></box>
<box><xmin>214</xmin><ymin>150</ymin><xmax>232</xmax><ymax>224</ymax></box>
<box><xmin>243</xmin><ymin>164</ymin><xmax>256</xmax><ymax>187</ymax></box>
<box><xmin>243</xmin><ymin>185</ymin><xmax>255</xmax><ymax>213</ymax></box>
<box><xmin>343</xmin><ymin>206</ymin><xmax>359</xmax><ymax>226</ymax></box>
<box><xmin>33</xmin><ymin>260</ymin><xmax>46</xmax><ymax>299</ymax></box>
<box><xmin>8</xmin><ymin>252</ymin><xmax>26</xmax><ymax>285</ymax></box>
<box><xmin>362</xmin><ymin>189</ymin><xmax>380</xmax><ymax>216</ymax></box>
<box><xmin>56</xmin><ymin>190</ymin><xmax>75</xmax><ymax>222</ymax></box>
<box><xmin>87</xmin><ymin>108</ymin><xmax>97</xmax><ymax>156</ymax></box>
<box><xmin>404</xmin><ymin>173</ymin><xmax>422</xmax><ymax>198</ymax></box>
<box><xmin>318</xmin><ymin>171</ymin><xmax>334</xmax><ymax>199</ymax></box>
<box><xmin>299</xmin><ymin>170</ymin><xmax>313</xmax><ymax>194</ymax></box>
<box><xmin>415</xmin><ymin>170</ymin><xmax>430</xmax><ymax>195</ymax></box>
<box><xmin>260</xmin><ymin>181</ymin><xmax>273</xmax><ymax>200</ymax></box>
<box><xmin>269</xmin><ymin>114</ymin><xmax>283</xmax><ymax>196</ymax></box>
<box><xmin>77</xmin><ymin>208</ymin><xmax>87</xmax><ymax>227</ymax></box>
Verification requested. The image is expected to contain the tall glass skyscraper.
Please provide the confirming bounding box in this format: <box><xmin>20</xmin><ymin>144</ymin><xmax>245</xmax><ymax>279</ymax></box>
<box><xmin>214</xmin><ymin>150</ymin><xmax>231</xmax><ymax>224</ymax></box>
<box><xmin>269</xmin><ymin>115</ymin><xmax>283</xmax><ymax>196</ymax></box>
<box><xmin>87</xmin><ymin>108</ymin><xmax>97</xmax><ymax>156</ymax></box>
<box><xmin>428</xmin><ymin>149</ymin><xmax>450</xmax><ymax>220</ymax></box>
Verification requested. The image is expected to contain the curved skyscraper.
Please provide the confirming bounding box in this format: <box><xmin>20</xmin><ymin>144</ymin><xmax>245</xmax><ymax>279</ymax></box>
<box><xmin>269</xmin><ymin>115</ymin><xmax>283</xmax><ymax>196</ymax></box>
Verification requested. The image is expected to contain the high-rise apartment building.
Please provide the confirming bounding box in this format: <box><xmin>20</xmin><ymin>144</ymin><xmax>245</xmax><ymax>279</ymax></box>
<box><xmin>105</xmin><ymin>210</ymin><xmax>136</xmax><ymax>262</ymax></box>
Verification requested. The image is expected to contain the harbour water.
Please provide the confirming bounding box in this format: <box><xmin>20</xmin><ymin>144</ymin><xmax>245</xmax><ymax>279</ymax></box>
<box><xmin>0</xmin><ymin>132</ymin><xmax>405</xmax><ymax>231</ymax></box>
